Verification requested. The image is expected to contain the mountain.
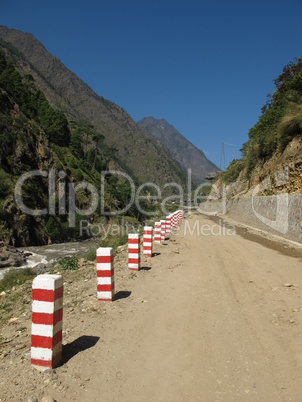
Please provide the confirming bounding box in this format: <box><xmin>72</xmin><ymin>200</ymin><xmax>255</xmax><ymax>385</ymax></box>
<box><xmin>0</xmin><ymin>49</ymin><xmax>149</xmax><ymax>246</ymax></box>
<box><xmin>0</xmin><ymin>26</ymin><xmax>194</xmax><ymax>247</ymax></box>
<box><xmin>137</xmin><ymin>117</ymin><xmax>219</xmax><ymax>183</ymax></box>
<box><xmin>0</xmin><ymin>26</ymin><xmax>187</xmax><ymax>188</ymax></box>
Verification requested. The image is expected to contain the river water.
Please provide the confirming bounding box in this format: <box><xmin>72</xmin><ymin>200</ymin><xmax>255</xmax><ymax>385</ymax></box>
<box><xmin>0</xmin><ymin>238</ymin><xmax>99</xmax><ymax>279</ymax></box>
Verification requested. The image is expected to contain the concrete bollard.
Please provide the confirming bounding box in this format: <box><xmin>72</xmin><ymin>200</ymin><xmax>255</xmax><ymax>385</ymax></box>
<box><xmin>166</xmin><ymin>216</ymin><xmax>171</xmax><ymax>234</ymax></box>
<box><xmin>172</xmin><ymin>212</ymin><xmax>178</xmax><ymax>227</ymax></box>
<box><xmin>143</xmin><ymin>226</ymin><xmax>153</xmax><ymax>258</ymax></box>
<box><xmin>154</xmin><ymin>222</ymin><xmax>161</xmax><ymax>244</ymax></box>
<box><xmin>31</xmin><ymin>274</ymin><xmax>63</xmax><ymax>371</ymax></box>
<box><xmin>96</xmin><ymin>247</ymin><xmax>115</xmax><ymax>302</ymax></box>
<box><xmin>170</xmin><ymin>213</ymin><xmax>175</xmax><ymax>228</ymax></box>
<box><xmin>170</xmin><ymin>210</ymin><xmax>183</xmax><ymax>230</ymax></box>
<box><xmin>173</xmin><ymin>210</ymin><xmax>181</xmax><ymax>226</ymax></box>
<box><xmin>176</xmin><ymin>211</ymin><xmax>180</xmax><ymax>225</ymax></box>
<box><xmin>160</xmin><ymin>220</ymin><xmax>166</xmax><ymax>241</ymax></box>
<box><xmin>128</xmin><ymin>234</ymin><xmax>140</xmax><ymax>270</ymax></box>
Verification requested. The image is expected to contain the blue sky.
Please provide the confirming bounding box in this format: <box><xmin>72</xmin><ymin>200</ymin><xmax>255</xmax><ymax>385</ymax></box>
<box><xmin>1</xmin><ymin>0</ymin><xmax>302</xmax><ymax>168</ymax></box>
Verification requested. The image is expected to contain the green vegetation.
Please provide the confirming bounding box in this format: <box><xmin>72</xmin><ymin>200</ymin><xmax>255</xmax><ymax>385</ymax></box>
<box><xmin>0</xmin><ymin>268</ymin><xmax>35</xmax><ymax>292</ymax></box>
<box><xmin>278</xmin><ymin>103</ymin><xmax>302</xmax><ymax>150</ymax></box>
<box><xmin>190</xmin><ymin>183</ymin><xmax>212</xmax><ymax>198</ymax></box>
<box><xmin>0</xmin><ymin>55</ymin><xmax>70</xmax><ymax>148</ymax></box>
<box><xmin>222</xmin><ymin>58</ymin><xmax>302</xmax><ymax>183</ymax></box>
<box><xmin>199</xmin><ymin>184</ymin><xmax>212</xmax><ymax>196</ymax></box>
<box><xmin>0</xmin><ymin>50</ymin><xmax>157</xmax><ymax>246</ymax></box>
<box><xmin>80</xmin><ymin>233</ymin><xmax>130</xmax><ymax>260</ymax></box>
<box><xmin>101</xmin><ymin>233</ymin><xmax>129</xmax><ymax>253</ymax></box>
<box><xmin>220</xmin><ymin>159</ymin><xmax>245</xmax><ymax>184</ymax></box>
<box><xmin>80</xmin><ymin>247</ymin><xmax>97</xmax><ymax>261</ymax></box>
<box><xmin>57</xmin><ymin>256</ymin><xmax>79</xmax><ymax>271</ymax></box>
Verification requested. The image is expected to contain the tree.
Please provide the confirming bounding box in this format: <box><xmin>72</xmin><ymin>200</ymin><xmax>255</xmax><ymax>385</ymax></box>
<box><xmin>70</xmin><ymin>129</ymin><xmax>84</xmax><ymax>158</ymax></box>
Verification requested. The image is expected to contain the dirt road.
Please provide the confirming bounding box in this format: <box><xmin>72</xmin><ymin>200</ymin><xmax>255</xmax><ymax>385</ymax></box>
<box><xmin>1</xmin><ymin>213</ymin><xmax>302</xmax><ymax>401</ymax></box>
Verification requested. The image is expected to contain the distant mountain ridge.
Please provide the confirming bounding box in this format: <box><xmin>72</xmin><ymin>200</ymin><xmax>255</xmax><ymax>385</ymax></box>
<box><xmin>0</xmin><ymin>26</ymin><xmax>187</xmax><ymax>187</ymax></box>
<box><xmin>137</xmin><ymin>117</ymin><xmax>219</xmax><ymax>182</ymax></box>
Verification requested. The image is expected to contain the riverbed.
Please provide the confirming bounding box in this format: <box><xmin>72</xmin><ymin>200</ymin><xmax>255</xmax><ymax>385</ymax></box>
<box><xmin>0</xmin><ymin>238</ymin><xmax>99</xmax><ymax>279</ymax></box>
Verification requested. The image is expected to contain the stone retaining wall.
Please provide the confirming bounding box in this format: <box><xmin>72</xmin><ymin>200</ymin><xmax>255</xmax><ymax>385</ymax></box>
<box><xmin>200</xmin><ymin>194</ymin><xmax>302</xmax><ymax>244</ymax></box>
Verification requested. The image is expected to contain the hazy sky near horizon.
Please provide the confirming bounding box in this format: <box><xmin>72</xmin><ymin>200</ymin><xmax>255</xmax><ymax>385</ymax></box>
<box><xmin>1</xmin><ymin>0</ymin><xmax>302</xmax><ymax>168</ymax></box>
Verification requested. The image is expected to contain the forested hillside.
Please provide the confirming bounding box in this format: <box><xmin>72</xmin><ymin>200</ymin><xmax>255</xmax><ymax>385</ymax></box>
<box><xmin>0</xmin><ymin>26</ymin><xmax>188</xmax><ymax>188</ymax></box>
<box><xmin>0</xmin><ymin>51</ymin><xmax>145</xmax><ymax>246</ymax></box>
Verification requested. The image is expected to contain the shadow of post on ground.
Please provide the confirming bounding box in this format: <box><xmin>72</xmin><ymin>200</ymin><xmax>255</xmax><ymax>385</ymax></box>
<box><xmin>139</xmin><ymin>266</ymin><xmax>152</xmax><ymax>271</ymax></box>
<box><xmin>114</xmin><ymin>290</ymin><xmax>132</xmax><ymax>300</ymax></box>
<box><xmin>152</xmin><ymin>252</ymin><xmax>161</xmax><ymax>257</ymax></box>
<box><xmin>61</xmin><ymin>335</ymin><xmax>100</xmax><ymax>365</ymax></box>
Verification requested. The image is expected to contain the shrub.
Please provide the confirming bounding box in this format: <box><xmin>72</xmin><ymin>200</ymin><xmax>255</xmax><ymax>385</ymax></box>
<box><xmin>221</xmin><ymin>159</ymin><xmax>244</xmax><ymax>184</ymax></box>
<box><xmin>278</xmin><ymin>104</ymin><xmax>302</xmax><ymax>150</ymax></box>
<box><xmin>57</xmin><ymin>257</ymin><xmax>78</xmax><ymax>271</ymax></box>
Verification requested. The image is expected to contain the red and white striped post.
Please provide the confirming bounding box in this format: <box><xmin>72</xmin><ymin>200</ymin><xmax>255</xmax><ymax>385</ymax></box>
<box><xmin>173</xmin><ymin>212</ymin><xmax>178</xmax><ymax>227</ymax></box>
<box><xmin>176</xmin><ymin>211</ymin><xmax>180</xmax><ymax>225</ymax></box>
<box><xmin>160</xmin><ymin>220</ymin><xmax>166</xmax><ymax>241</ymax></box>
<box><xmin>174</xmin><ymin>210</ymin><xmax>181</xmax><ymax>226</ymax></box>
<box><xmin>170</xmin><ymin>211</ymin><xmax>182</xmax><ymax>230</ymax></box>
<box><xmin>170</xmin><ymin>213</ymin><xmax>175</xmax><ymax>229</ymax></box>
<box><xmin>166</xmin><ymin>215</ymin><xmax>171</xmax><ymax>234</ymax></box>
<box><xmin>143</xmin><ymin>226</ymin><xmax>153</xmax><ymax>258</ymax></box>
<box><xmin>178</xmin><ymin>210</ymin><xmax>184</xmax><ymax>222</ymax></box>
<box><xmin>97</xmin><ymin>247</ymin><xmax>115</xmax><ymax>302</ymax></box>
<box><xmin>154</xmin><ymin>222</ymin><xmax>161</xmax><ymax>244</ymax></box>
<box><xmin>128</xmin><ymin>234</ymin><xmax>140</xmax><ymax>270</ymax></box>
<box><xmin>31</xmin><ymin>274</ymin><xmax>63</xmax><ymax>371</ymax></box>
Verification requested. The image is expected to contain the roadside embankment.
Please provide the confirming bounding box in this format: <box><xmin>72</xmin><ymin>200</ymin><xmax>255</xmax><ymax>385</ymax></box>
<box><xmin>200</xmin><ymin>193</ymin><xmax>302</xmax><ymax>245</ymax></box>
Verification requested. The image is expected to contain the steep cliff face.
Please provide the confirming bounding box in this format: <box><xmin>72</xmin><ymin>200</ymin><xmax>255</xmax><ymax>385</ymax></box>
<box><xmin>137</xmin><ymin>116</ymin><xmax>219</xmax><ymax>183</ymax></box>
<box><xmin>0</xmin><ymin>26</ymin><xmax>187</xmax><ymax>188</ymax></box>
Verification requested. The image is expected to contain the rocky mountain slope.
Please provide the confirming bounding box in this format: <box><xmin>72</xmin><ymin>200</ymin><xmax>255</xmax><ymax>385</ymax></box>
<box><xmin>137</xmin><ymin>116</ymin><xmax>219</xmax><ymax>183</ymax></box>
<box><xmin>0</xmin><ymin>26</ymin><xmax>186</xmax><ymax>187</ymax></box>
<box><xmin>0</xmin><ymin>49</ymin><xmax>144</xmax><ymax>246</ymax></box>
<box><xmin>201</xmin><ymin>58</ymin><xmax>302</xmax><ymax>244</ymax></box>
<box><xmin>217</xmin><ymin>57</ymin><xmax>302</xmax><ymax>196</ymax></box>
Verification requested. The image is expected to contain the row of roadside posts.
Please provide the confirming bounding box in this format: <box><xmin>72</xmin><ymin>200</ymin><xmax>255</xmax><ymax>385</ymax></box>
<box><xmin>30</xmin><ymin>210</ymin><xmax>184</xmax><ymax>371</ymax></box>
